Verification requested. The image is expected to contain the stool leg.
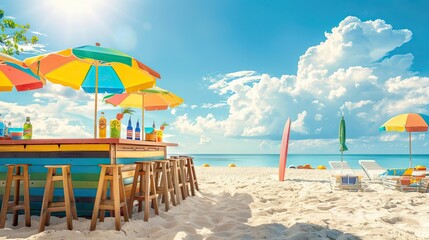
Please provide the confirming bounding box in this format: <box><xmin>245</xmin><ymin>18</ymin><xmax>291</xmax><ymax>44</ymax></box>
<box><xmin>150</xmin><ymin>169</ymin><xmax>159</xmax><ymax>216</ymax></box>
<box><xmin>66</xmin><ymin>167</ymin><xmax>78</xmax><ymax>220</ymax></box>
<box><xmin>0</xmin><ymin>166</ymin><xmax>14</xmax><ymax>228</ymax></box>
<box><xmin>99</xmin><ymin>178</ymin><xmax>108</xmax><ymax>222</ymax></box>
<box><xmin>118</xmin><ymin>170</ymin><xmax>129</xmax><ymax>222</ymax></box>
<box><xmin>171</xmin><ymin>162</ymin><xmax>180</xmax><ymax>205</ymax></box>
<box><xmin>23</xmin><ymin>165</ymin><xmax>31</xmax><ymax>227</ymax></box>
<box><xmin>128</xmin><ymin>164</ymin><xmax>140</xmax><ymax>217</ymax></box>
<box><xmin>138</xmin><ymin>171</ymin><xmax>143</xmax><ymax>213</ymax></box>
<box><xmin>144</xmin><ymin>165</ymin><xmax>150</xmax><ymax>221</ymax></box>
<box><xmin>187</xmin><ymin>162</ymin><xmax>196</xmax><ymax>196</ymax></box>
<box><xmin>161</xmin><ymin>165</ymin><xmax>169</xmax><ymax>211</ymax></box>
<box><xmin>112</xmin><ymin>169</ymin><xmax>121</xmax><ymax>231</ymax></box>
<box><xmin>179</xmin><ymin>162</ymin><xmax>187</xmax><ymax>199</ymax></box>
<box><xmin>62</xmin><ymin>167</ymin><xmax>73</xmax><ymax>230</ymax></box>
<box><xmin>45</xmin><ymin>169</ymin><xmax>56</xmax><ymax>227</ymax></box>
<box><xmin>191</xmin><ymin>160</ymin><xmax>199</xmax><ymax>191</ymax></box>
<box><xmin>90</xmin><ymin>166</ymin><xmax>107</xmax><ymax>231</ymax></box>
<box><xmin>12</xmin><ymin>166</ymin><xmax>21</xmax><ymax>226</ymax></box>
<box><xmin>167</xmin><ymin>167</ymin><xmax>177</xmax><ymax>206</ymax></box>
<box><xmin>39</xmin><ymin>168</ymin><xmax>54</xmax><ymax>232</ymax></box>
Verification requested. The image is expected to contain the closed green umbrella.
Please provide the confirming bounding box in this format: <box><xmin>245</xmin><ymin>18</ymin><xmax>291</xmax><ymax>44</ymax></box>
<box><xmin>339</xmin><ymin>116</ymin><xmax>348</xmax><ymax>167</ymax></box>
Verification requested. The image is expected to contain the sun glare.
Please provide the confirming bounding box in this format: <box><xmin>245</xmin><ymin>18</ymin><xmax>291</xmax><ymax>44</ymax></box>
<box><xmin>39</xmin><ymin>0</ymin><xmax>114</xmax><ymax>36</ymax></box>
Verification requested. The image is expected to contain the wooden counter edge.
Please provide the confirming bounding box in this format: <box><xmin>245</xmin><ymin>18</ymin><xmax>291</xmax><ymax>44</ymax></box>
<box><xmin>0</xmin><ymin>138</ymin><xmax>178</xmax><ymax>147</ymax></box>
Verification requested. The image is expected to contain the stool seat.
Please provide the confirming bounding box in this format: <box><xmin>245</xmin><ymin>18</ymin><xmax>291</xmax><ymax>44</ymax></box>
<box><xmin>0</xmin><ymin>164</ymin><xmax>31</xmax><ymax>228</ymax></box>
<box><xmin>90</xmin><ymin>164</ymin><xmax>129</xmax><ymax>231</ymax></box>
<box><xmin>39</xmin><ymin>165</ymin><xmax>77</xmax><ymax>232</ymax></box>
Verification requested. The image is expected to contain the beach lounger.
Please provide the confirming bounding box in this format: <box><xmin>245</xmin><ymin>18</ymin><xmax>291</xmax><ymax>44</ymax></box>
<box><xmin>383</xmin><ymin>176</ymin><xmax>425</xmax><ymax>192</ymax></box>
<box><xmin>359</xmin><ymin>160</ymin><xmax>427</xmax><ymax>191</ymax></box>
<box><xmin>328</xmin><ymin>161</ymin><xmax>356</xmax><ymax>175</ymax></box>
<box><xmin>328</xmin><ymin>161</ymin><xmax>362</xmax><ymax>191</ymax></box>
<box><xmin>358</xmin><ymin>160</ymin><xmax>386</xmax><ymax>182</ymax></box>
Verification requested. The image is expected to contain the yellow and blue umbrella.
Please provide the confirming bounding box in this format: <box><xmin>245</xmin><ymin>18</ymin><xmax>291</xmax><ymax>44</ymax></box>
<box><xmin>24</xmin><ymin>44</ymin><xmax>160</xmax><ymax>137</ymax></box>
<box><xmin>379</xmin><ymin>113</ymin><xmax>429</xmax><ymax>168</ymax></box>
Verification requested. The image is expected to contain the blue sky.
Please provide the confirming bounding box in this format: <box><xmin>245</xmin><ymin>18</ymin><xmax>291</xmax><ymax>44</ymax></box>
<box><xmin>1</xmin><ymin>0</ymin><xmax>429</xmax><ymax>154</ymax></box>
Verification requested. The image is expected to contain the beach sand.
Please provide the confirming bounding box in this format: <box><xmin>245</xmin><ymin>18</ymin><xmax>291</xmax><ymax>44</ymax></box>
<box><xmin>1</xmin><ymin>167</ymin><xmax>428</xmax><ymax>240</ymax></box>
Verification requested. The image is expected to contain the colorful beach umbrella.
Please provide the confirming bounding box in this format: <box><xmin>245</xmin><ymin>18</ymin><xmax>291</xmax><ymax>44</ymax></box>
<box><xmin>24</xmin><ymin>44</ymin><xmax>159</xmax><ymax>138</ymax></box>
<box><xmin>0</xmin><ymin>53</ymin><xmax>43</xmax><ymax>92</ymax></box>
<box><xmin>339</xmin><ymin>116</ymin><xmax>348</xmax><ymax>170</ymax></box>
<box><xmin>103</xmin><ymin>86</ymin><xmax>184</xmax><ymax>128</ymax></box>
<box><xmin>379</xmin><ymin>113</ymin><xmax>429</xmax><ymax>168</ymax></box>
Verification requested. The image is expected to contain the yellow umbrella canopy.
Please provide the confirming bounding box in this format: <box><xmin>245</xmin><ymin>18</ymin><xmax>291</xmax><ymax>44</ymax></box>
<box><xmin>103</xmin><ymin>86</ymin><xmax>184</xmax><ymax>128</ymax></box>
<box><xmin>24</xmin><ymin>45</ymin><xmax>159</xmax><ymax>138</ymax></box>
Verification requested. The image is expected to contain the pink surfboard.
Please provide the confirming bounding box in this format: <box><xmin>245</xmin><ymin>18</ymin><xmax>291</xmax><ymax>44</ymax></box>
<box><xmin>279</xmin><ymin>118</ymin><xmax>291</xmax><ymax>181</ymax></box>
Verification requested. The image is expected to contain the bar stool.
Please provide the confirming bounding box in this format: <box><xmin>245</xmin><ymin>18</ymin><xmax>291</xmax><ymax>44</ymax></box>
<box><xmin>168</xmin><ymin>159</ymin><xmax>187</xmax><ymax>204</ymax></box>
<box><xmin>153</xmin><ymin>160</ymin><xmax>176</xmax><ymax>211</ymax></box>
<box><xmin>0</xmin><ymin>164</ymin><xmax>31</xmax><ymax>228</ymax></box>
<box><xmin>128</xmin><ymin>161</ymin><xmax>159</xmax><ymax>221</ymax></box>
<box><xmin>181</xmin><ymin>156</ymin><xmax>199</xmax><ymax>196</ymax></box>
<box><xmin>90</xmin><ymin>164</ymin><xmax>129</xmax><ymax>231</ymax></box>
<box><xmin>39</xmin><ymin>165</ymin><xmax>78</xmax><ymax>232</ymax></box>
<box><xmin>177</xmin><ymin>158</ymin><xmax>188</xmax><ymax>200</ymax></box>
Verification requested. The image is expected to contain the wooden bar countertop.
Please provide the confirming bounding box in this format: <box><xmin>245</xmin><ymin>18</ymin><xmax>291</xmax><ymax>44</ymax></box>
<box><xmin>0</xmin><ymin>138</ymin><xmax>178</xmax><ymax>147</ymax></box>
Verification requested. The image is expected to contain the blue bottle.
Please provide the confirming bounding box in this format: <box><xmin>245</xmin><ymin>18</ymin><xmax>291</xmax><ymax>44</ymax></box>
<box><xmin>135</xmin><ymin>119</ymin><xmax>141</xmax><ymax>140</ymax></box>
<box><xmin>0</xmin><ymin>114</ymin><xmax>4</xmax><ymax>137</ymax></box>
<box><xmin>126</xmin><ymin>116</ymin><xmax>133</xmax><ymax>140</ymax></box>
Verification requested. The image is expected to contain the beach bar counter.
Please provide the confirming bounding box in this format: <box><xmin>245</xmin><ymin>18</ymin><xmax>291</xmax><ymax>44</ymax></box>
<box><xmin>0</xmin><ymin>138</ymin><xmax>177</xmax><ymax>216</ymax></box>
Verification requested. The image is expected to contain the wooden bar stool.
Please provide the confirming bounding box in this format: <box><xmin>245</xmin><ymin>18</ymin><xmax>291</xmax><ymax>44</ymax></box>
<box><xmin>180</xmin><ymin>156</ymin><xmax>199</xmax><ymax>196</ymax></box>
<box><xmin>177</xmin><ymin>158</ymin><xmax>188</xmax><ymax>199</ymax></box>
<box><xmin>90</xmin><ymin>164</ymin><xmax>129</xmax><ymax>231</ymax></box>
<box><xmin>168</xmin><ymin>159</ymin><xmax>187</xmax><ymax>203</ymax></box>
<box><xmin>39</xmin><ymin>165</ymin><xmax>78</xmax><ymax>232</ymax></box>
<box><xmin>153</xmin><ymin>160</ymin><xmax>176</xmax><ymax>211</ymax></box>
<box><xmin>0</xmin><ymin>164</ymin><xmax>31</xmax><ymax>228</ymax></box>
<box><xmin>128</xmin><ymin>161</ymin><xmax>159</xmax><ymax>221</ymax></box>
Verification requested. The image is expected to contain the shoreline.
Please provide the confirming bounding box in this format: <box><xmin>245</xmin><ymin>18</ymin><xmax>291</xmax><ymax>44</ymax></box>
<box><xmin>0</xmin><ymin>167</ymin><xmax>427</xmax><ymax>239</ymax></box>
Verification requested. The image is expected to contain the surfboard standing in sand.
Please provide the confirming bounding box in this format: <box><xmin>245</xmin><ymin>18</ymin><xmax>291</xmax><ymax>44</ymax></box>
<box><xmin>279</xmin><ymin>118</ymin><xmax>291</xmax><ymax>181</ymax></box>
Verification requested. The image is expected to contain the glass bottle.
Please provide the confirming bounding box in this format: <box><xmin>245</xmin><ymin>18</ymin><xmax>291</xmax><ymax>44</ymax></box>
<box><xmin>98</xmin><ymin>112</ymin><xmax>107</xmax><ymax>138</ymax></box>
<box><xmin>126</xmin><ymin>116</ymin><xmax>133</xmax><ymax>140</ymax></box>
<box><xmin>0</xmin><ymin>114</ymin><xmax>4</xmax><ymax>137</ymax></box>
<box><xmin>23</xmin><ymin>117</ymin><xmax>32</xmax><ymax>139</ymax></box>
<box><xmin>4</xmin><ymin>122</ymin><xmax>11</xmax><ymax>138</ymax></box>
<box><xmin>152</xmin><ymin>121</ymin><xmax>156</xmax><ymax>133</ymax></box>
<box><xmin>135</xmin><ymin>119</ymin><xmax>141</xmax><ymax>140</ymax></box>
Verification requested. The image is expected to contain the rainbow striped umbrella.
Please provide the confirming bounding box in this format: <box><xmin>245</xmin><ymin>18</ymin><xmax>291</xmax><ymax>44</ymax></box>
<box><xmin>0</xmin><ymin>53</ymin><xmax>43</xmax><ymax>92</ymax></box>
<box><xmin>24</xmin><ymin>44</ymin><xmax>160</xmax><ymax>138</ymax></box>
<box><xmin>379</xmin><ymin>113</ymin><xmax>429</xmax><ymax>168</ymax></box>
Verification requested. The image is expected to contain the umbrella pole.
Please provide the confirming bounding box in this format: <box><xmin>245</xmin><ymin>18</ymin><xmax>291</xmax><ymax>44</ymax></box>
<box><xmin>409</xmin><ymin>132</ymin><xmax>412</xmax><ymax>168</ymax></box>
<box><xmin>141</xmin><ymin>93</ymin><xmax>145</xmax><ymax>131</ymax></box>
<box><xmin>94</xmin><ymin>65</ymin><xmax>99</xmax><ymax>139</ymax></box>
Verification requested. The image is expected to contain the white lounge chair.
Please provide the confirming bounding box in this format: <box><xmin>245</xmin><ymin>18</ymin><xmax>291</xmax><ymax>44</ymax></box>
<box><xmin>358</xmin><ymin>160</ymin><xmax>386</xmax><ymax>182</ymax></box>
<box><xmin>329</xmin><ymin>161</ymin><xmax>356</xmax><ymax>175</ymax></box>
<box><xmin>329</xmin><ymin>161</ymin><xmax>362</xmax><ymax>191</ymax></box>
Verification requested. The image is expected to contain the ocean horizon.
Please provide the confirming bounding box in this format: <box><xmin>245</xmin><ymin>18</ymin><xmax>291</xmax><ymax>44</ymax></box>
<box><xmin>184</xmin><ymin>154</ymin><xmax>429</xmax><ymax>170</ymax></box>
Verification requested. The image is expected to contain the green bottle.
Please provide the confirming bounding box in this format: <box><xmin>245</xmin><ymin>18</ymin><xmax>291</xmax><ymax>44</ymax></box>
<box><xmin>23</xmin><ymin>117</ymin><xmax>32</xmax><ymax>139</ymax></box>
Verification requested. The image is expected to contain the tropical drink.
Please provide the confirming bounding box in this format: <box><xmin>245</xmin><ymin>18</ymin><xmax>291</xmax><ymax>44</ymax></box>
<box><xmin>110</xmin><ymin>119</ymin><xmax>121</xmax><ymax>138</ymax></box>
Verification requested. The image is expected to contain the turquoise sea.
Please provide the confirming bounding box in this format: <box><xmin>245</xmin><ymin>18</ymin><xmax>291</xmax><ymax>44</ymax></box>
<box><xmin>189</xmin><ymin>154</ymin><xmax>429</xmax><ymax>170</ymax></box>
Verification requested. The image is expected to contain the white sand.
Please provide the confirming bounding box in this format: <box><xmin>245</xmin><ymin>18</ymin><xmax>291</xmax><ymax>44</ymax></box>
<box><xmin>1</xmin><ymin>167</ymin><xmax>429</xmax><ymax>240</ymax></box>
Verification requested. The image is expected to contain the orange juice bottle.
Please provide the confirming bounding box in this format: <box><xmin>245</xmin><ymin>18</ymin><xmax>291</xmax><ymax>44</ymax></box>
<box><xmin>98</xmin><ymin>112</ymin><xmax>106</xmax><ymax>138</ymax></box>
